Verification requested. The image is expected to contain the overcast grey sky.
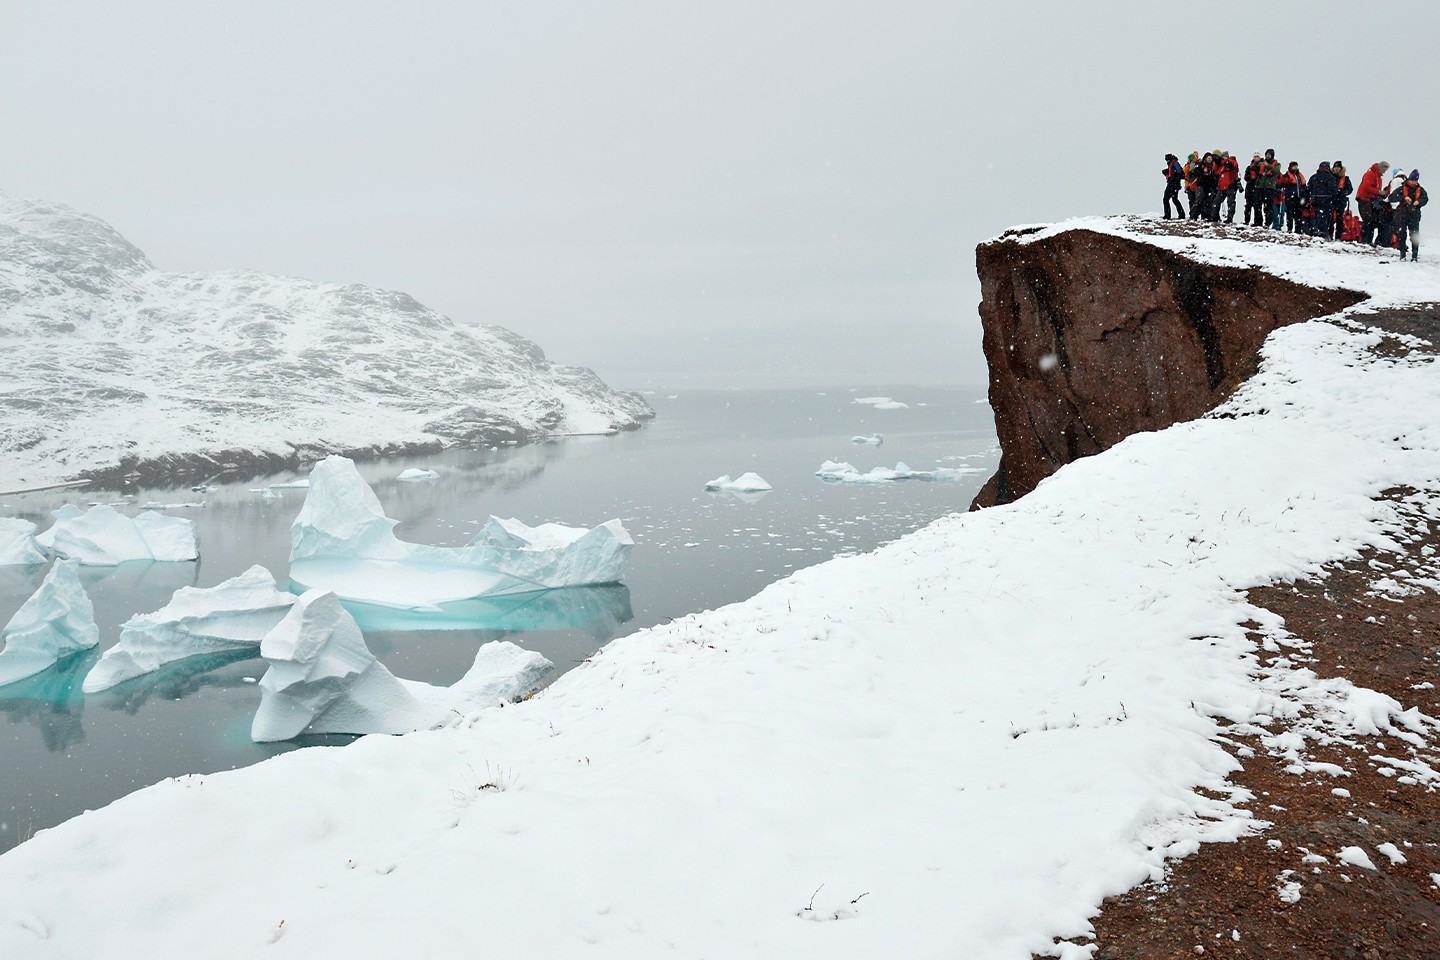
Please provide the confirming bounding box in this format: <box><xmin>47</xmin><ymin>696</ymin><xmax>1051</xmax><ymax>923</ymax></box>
<box><xmin>4</xmin><ymin>2</ymin><xmax>1439</xmax><ymax>390</ymax></box>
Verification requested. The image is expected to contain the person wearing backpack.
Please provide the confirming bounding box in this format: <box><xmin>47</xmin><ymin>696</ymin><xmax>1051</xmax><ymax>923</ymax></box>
<box><xmin>1357</xmin><ymin>161</ymin><xmax>1392</xmax><ymax>245</ymax></box>
<box><xmin>1162</xmin><ymin>154</ymin><xmax>1186</xmax><ymax>219</ymax></box>
<box><xmin>1308</xmin><ymin>162</ymin><xmax>1338</xmax><ymax>239</ymax></box>
<box><xmin>1392</xmin><ymin>170</ymin><xmax>1428</xmax><ymax>261</ymax></box>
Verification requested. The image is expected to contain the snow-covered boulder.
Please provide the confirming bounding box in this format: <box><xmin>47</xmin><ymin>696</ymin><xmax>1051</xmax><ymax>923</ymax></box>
<box><xmin>82</xmin><ymin>565</ymin><xmax>294</xmax><ymax>693</ymax></box>
<box><xmin>47</xmin><ymin>505</ymin><xmax>198</xmax><ymax>565</ymax></box>
<box><xmin>704</xmin><ymin>472</ymin><xmax>773</xmax><ymax>493</ymax></box>
<box><xmin>0</xmin><ymin>518</ymin><xmax>46</xmax><ymax>565</ymax></box>
<box><xmin>0</xmin><ymin>560</ymin><xmax>100</xmax><ymax>686</ymax></box>
<box><xmin>288</xmin><ymin>456</ymin><xmax>633</xmax><ymax>607</ymax></box>
<box><xmin>252</xmin><ymin>589</ymin><xmax>552</xmax><ymax>741</ymax></box>
<box><xmin>0</xmin><ymin>192</ymin><xmax>653</xmax><ymax>483</ymax></box>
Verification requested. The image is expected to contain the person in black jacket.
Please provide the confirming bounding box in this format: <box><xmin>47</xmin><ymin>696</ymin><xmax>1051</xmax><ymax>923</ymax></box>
<box><xmin>1308</xmin><ymin>162</ymin><xmax>1338</xmax><ymax>238</ymax></box>
<box><xmin>1243</xmin><ymin>154</ymin><xmax>1262</xmax><ymax>225</ymax></box>
<box><xmin>1162</xmin><ymin>154</ymin><xmax>1186</xmax><ymax>219</ymax></box>
<box><xmin>1392</xmin><ymin>170</ymin><xmax>1428</xmax><ymax>260</ymax></box>
<box><xmin>1191</xmin><ymin>154</ymin><xmax>1219</xmax><ymax>222</ymax></box>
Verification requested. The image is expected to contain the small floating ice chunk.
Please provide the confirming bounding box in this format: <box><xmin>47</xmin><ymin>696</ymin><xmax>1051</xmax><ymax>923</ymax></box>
<box><xmin>850</xmin><ymin>434</ymin><xmax>884</xmax><ymax>446</ymax></box>
<box><xmin>47</xmin><ymin>505</ymin><xmax>198</xmax><ymax>565</ymax></box>
<box><xmin>396</xmin><ymin>468</ymin><xmax>439</xmax><ymax>481</ymax></box>
<box><xmin>0</xmin><ymin>518</ymin><xmax>47</xmax><ymax>565</ymax></box>
<box><xmin>250</xmin><ymin>488</ymin><xmax>284</xmax><ymax>502</ymax></box>
<box><xmin>288</xmin><ymin>456</ymin><xmax>633</xmax><ymax>607</ymax></box>
<box><xmin>704</xmin><ymin>472</ymin><xmax>773</xmax><ymax>493</ymax></box>
<box><xmin>852</xmin><ymin>396</ymin><xmax>908</xmax><ymax>410</ymax></box>
<box><xmin>82</xmin><ymin>565</ymin><xmax>295</xmax><ymax>693</ymax></box>
<box><xmin>252</xmin><ymin>589</ymin><xmax>552</xmax><ymax>741</ymax></box>
<box><xmin>0</xmin><ymin>560</ymin><xmax>100</xmax><ymax>686</ymax></box>
<box><xmin>267</xmin><ymin>479</ymin><xmax>311</xmax><ymax>490</ymax></box>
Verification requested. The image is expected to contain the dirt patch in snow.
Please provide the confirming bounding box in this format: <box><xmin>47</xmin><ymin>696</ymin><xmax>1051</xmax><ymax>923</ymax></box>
<box><xmin>1051</xmin><ymin>306</ymin><xmax>1440</xmax><ymax>959</ymax></box>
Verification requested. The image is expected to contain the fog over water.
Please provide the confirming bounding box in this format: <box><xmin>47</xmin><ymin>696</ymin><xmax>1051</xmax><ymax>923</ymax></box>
<box><xmin>3</xmin><ymin>2</ymin><xmax>1438</xmax><ymax>388</ymax></box>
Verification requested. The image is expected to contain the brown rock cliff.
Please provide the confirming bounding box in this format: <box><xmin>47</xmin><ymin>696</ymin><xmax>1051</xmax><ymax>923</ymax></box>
<box><xmin>971</xmin><ymin>227</ymin><xmax>1367</xmax><ymax>509</ymax></box>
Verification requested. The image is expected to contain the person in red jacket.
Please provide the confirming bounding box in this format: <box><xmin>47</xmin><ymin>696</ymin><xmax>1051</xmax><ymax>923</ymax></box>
<box><xmin>1215</xmin><ymin>152</ymin><xmax>1241</xmax><ymax>223</ymax></box>
<box><xmin>1356</xmin><ymin>161</ymin><xmax>1392</xmax><ymax>245</ymax></box>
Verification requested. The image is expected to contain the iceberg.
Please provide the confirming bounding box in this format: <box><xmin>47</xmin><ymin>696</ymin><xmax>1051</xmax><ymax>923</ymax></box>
<box><xmin>0</xmin><ymin>560</ymin><xmax>100</xmax><ymax>687</ymax></box>
<box><xmin>288</xmin><ymin>456</ymin><xmax>633</xmax><ymax>608</ymax></box>
<box><xmin>82</xmin><ymin>565</ymin><xmax>295</xmax><ymax>693</ymax></box>
<box><xmin>396</xmin><ymin>468</ymin><xmax>439</xmax><ymax>481</ymax></box>
<box><xmin>851</xmin><ymin>434</ymin><xmax>884</xmax><ymax>446</ymax></box>
<box><xmin>252</xmin><ymin>589</ymin><xmax>552</xmax><ymax>741</ymax></box>
<box><xmin>33</xmin><ymin>505</ymin><xmax>84</xmax><ymax>552</ymax></box>
<box><xmin>703</xmin><ymin>472</ymin><xmax>773</xmax><ymax>493</ymax></box>
<box><xmin>815</xmin><ymin>460</ymin><xmax>978</xmax><ymax>484</ymax></box>
<box><xmin>0</xmin><ymin>518</ymin><xmax>47</xmax><ymax>565</ymax></box>
<box><xmin>46</xmin><ymin>505</ymin><xmax>198</xmax><ymax>565</ymax></box>
<box><xmin>852</xmin><ymin>396</ymin><xmax>909</xmax><ymax>410</ymax></box>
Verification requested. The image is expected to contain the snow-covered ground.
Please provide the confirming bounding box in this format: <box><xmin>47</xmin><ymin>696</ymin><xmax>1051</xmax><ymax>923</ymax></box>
<box><xmin>1</xmin><ymin>219</ymin><xmax>1438</xmax><ymax>958</ymax></box>
<box><xmin>0</xmin><ymin>194</ymin><xmax>652</xmax><ymax>486</ymax></box>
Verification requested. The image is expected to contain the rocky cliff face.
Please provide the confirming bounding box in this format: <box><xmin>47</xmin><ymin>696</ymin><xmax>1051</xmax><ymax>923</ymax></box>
<box><xmin>971</xmin><ymin>226</ymin><xmax>1367</xmax><ymax>509</ymax></box>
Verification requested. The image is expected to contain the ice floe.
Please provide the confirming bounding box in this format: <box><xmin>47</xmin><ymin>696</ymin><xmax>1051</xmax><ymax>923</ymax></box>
<box><xmin>0</xmin><ymin>518</ymin><xmax>46</xmax><ymax>566</ymax></box>
<box><xmin>396</xmin><ymin>468</ymin><xmax>439</xmax><ymax>481</ymax></box>
<box><xmin>850</xmin><ymin>434</ymin><xmax>884</xmax><ymax>446</ymax></box>
<box><xmin>252</xmin><ymin>589</ymin><xmax>552</xmax><ymax>741</ymax></box>
<box><xmin>0</xmin><ymin>560</ymin><xmax>100</xmax><ymax>687</ymax></box>
<box><xmin>288</xmin><ymin>456</ymin><xmax>632</xmax><ymax>608</ymax></box>
<box><xmin>852</xmin><ymin>396</ymin><xmax>908</xmax><ymax>410</ymax></box>
<box><xmin>45</xmin><ymin>505</ymin><xmax>198</xmax><ymax>565</ymax></box>
<box><xmin>82</xmin><ymin>565</ymin><xmax>296</xmax><ymax>693</ymax></box>
<box><xmin>703</xmin><ymin>472</ymin><xmax>773</xmax><ymax>493</ymax></box>
<box><xmin>815</xmin><ymin>460</ymin><xmax>979</xmax><ymax>483</ymax></box>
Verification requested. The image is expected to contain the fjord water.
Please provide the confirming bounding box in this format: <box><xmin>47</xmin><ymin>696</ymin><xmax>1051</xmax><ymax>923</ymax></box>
<box><xmin>0</xmin><ymin>387</ymin><xmax>995</xmax><ymax>850</ymax></box>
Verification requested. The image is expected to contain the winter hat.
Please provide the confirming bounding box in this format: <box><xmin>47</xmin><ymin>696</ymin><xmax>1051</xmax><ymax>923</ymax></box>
<box><xmin>1334</xmin><ymin>159</ymin><xmax>1344</xmax><ymax>168</ymax></box>
<box><xmin>1319</xmin><ymin>161</ymin><xmax>1331</xmax><ymax>171</ymax></box>
<box><xmin>1409</xmin><ymin>169</ymin><xmax>1420</xmax><ymax>182</ymax></box>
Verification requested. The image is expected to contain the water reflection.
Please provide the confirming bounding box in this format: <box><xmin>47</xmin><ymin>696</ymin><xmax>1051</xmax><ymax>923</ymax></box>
<box><xmin>89</xmin><ymin>650</ymin><xmax>261</xmax><ymax>716</ymax></box>
<box><xmin>0</xmin><ymin>650</ymin><xmax>93</xmax><ymax>753</ymax></box>
<box><xmin>338</xmin><ymin>584</ymin><xmax>633</xmax><ymax>636</ymax></box>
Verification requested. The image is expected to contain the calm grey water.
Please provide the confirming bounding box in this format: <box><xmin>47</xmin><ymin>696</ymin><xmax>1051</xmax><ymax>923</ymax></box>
<box><xmin>0</xmin><ymin>386</ymin><xmax>995</xmax><ymax>850</ymax></box>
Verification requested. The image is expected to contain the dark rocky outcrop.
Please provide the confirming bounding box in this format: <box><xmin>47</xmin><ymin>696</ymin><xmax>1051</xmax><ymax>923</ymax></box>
<box><xmin>971</xmin><ymin>228</ymin><xmax>1367</xmax><ymax>509</ymax></box>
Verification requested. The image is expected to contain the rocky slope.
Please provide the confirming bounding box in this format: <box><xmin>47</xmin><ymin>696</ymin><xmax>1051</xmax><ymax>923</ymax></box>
<box><xmin>0</xmin><ymin>194</ymin><xmax>653</xmax><ymax>486</ymax></box>
<box><xmin>971</xmin><ymin>220</ymin><xmax>1366</xmax><ymax>508</ymax></box>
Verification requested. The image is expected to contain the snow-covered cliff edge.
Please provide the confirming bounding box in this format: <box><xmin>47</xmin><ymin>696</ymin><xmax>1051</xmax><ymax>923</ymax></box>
<box><xmin>0</xmin><ymin>194</ymin><xmax>653</xmax><ymax>486</ymax></box>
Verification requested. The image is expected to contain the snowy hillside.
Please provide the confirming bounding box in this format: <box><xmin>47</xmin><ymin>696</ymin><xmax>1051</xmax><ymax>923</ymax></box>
<box><xmin>0</xmin><ymin>194</ymin><xmax>653</xmax><ymax>485</ymax></box>
<box><xmin>1</xmin><ymin>220</ymin><xmax>1438</xmax><ymax>958</ymax></box>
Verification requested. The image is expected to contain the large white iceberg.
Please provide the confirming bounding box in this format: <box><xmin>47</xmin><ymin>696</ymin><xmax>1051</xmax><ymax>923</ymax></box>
<box><xmin>815</xmin><ymin>460</ymin><xmax>979</xmax><ymax>484</ymax></box>
<box><xmin>0</xmin><ymin>560</ymin><xmax>100</xmax><ymax>686</ymax></box>
<box><xmin>252</xmin><ymin>589</ymin><xmax>552</xmax><ymax>741</ymax></box>
<box><xmin>288</xmin><ymin>456</ymin><xmax>633</xmax><ymax>608</ymax></box>
<box><xmin>703</xmin><ymin>472</ymin><xmax>773</xmax><ymax>493</ymax></box>
<box><xmin>33</xmin><ymin>505</ymin><xmax>83</xmax><ymax>552</ymax></box>
<box><xmin>82</xmin><ymin>565</ymin><xmax>295</xmax><ymax>693</ymax></box>
<box><xmin>46</xmin><ymin>505</ymin><xmax>198</xmax><ymax>565</ymax></box>
<box><xmin>0</xmin><ymin>518</ymin><xmax>47</xmax><ymax>565</ymax></box>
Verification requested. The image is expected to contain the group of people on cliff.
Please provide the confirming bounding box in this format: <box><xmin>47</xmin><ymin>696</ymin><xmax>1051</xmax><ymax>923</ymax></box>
<box><xmin>1161</xmin><ymin>150</ymin><xmax>1428</xmax><ymax>260</ymax></box>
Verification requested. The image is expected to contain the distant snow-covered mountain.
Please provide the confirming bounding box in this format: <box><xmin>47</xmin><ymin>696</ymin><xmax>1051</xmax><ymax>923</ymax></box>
<box><xmin>0</xmin><ymin>194</ymin><xmax>653</xmax><ymax>485</ymax></box>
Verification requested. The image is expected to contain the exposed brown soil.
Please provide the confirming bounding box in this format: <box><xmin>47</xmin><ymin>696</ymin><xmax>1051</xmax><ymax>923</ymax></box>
<box><xmin>1030</xmin><ymin>303</ymin><xmax>1440</xmax><ymax>959</ymax></box>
